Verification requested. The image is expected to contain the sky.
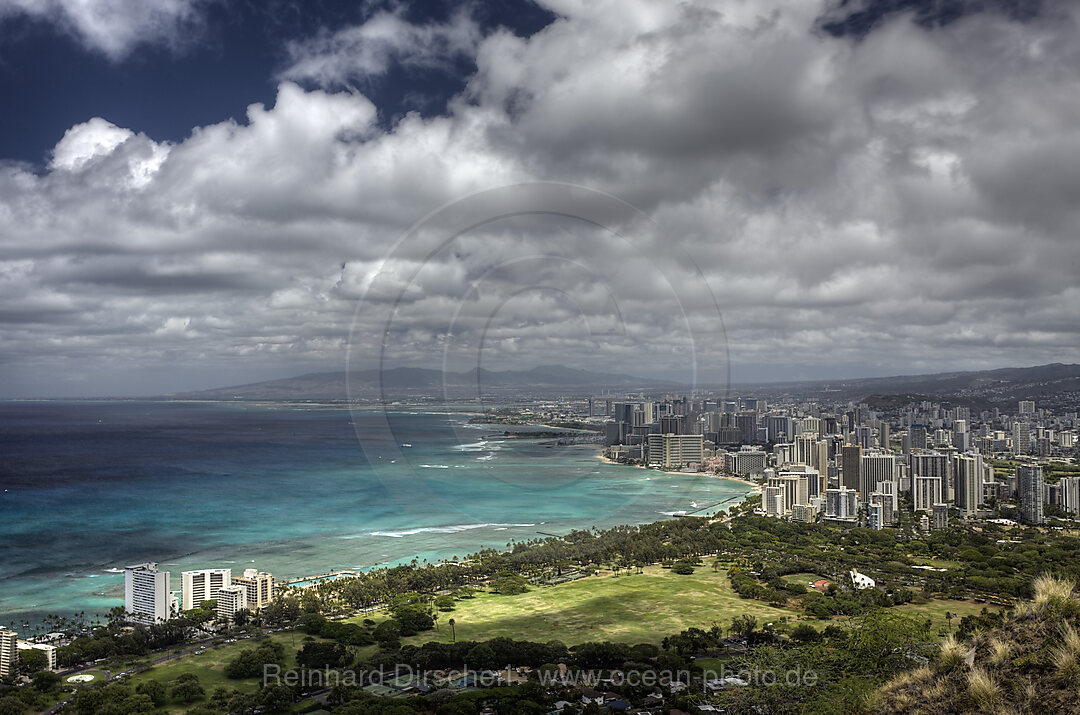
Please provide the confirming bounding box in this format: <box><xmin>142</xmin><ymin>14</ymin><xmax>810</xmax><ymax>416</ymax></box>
<box><xmin>0</xmin><ymin>0</ymin><xmax>1078</xmax><ymax>397</ymax></box>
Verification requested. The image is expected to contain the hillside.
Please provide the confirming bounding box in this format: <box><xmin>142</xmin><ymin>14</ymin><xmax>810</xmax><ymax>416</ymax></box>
<box><xmin>876</xmin><ymin>574</ymin><xmax>1080</xmax><ymax>714</ymax></box>
<box><xmin>747</xmin><ymin>363</ymin><xmax>1080</xmax><ymax>408</ymax></box>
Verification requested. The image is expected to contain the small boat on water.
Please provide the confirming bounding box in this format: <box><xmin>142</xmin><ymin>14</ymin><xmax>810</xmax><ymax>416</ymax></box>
<box><xmin>401</xmin><ymin>443</ymin><xmax>412</xmax><ymax>447</ymax></box>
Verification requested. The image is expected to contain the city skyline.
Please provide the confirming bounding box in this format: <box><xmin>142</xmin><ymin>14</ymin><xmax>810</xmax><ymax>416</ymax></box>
<box><xmin>3</xmin><ymin>0</ymin><xmax>1080</xmax><ymax>398</ymax></box>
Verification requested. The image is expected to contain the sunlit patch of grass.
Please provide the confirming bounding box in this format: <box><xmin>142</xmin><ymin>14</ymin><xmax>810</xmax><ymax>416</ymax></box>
<box><xmin>1033</xmin><ymin>574</ymin><xmax>1075</xmax><ymax>611</ymax></box>
<box><xmin>1052</xmin><ymin>623</ymin><xmax>1080</xmax><ymax>681</ymax></box>
<box><xmin>938</xmin><ymin>634</ymin><xmax>966</xmax><ymax>672</ymax></box>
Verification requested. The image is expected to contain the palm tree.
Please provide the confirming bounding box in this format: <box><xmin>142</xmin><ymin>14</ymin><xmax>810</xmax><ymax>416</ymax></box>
<box><xmin>448</xmin><ymin>618</ymin><xmax>456</xmax><ymax>643</ymax></box>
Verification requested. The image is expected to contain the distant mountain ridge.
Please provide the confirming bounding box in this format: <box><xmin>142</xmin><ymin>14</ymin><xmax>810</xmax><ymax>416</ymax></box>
<box><xmin>168</xmin><ymin>362</ymin><xmax>1080</xmax><ymax>404</ymax></box>
<box><xmin>170</xmin><ymin>364</ymin><xmax>675</xmax><ymax>400</ymax></box>
<box><xmin>745</xmin><ymin>363</ymin><xmax>1080</xmax><ymax>407</ymax></box>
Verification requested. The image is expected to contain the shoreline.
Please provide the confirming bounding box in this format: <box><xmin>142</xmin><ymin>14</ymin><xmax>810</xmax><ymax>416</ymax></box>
<box><xmin>596</xmin><ymin>452</ymin><xmax>763</xmax><ymax>493</ymax></box>
<box><xmin>1</xmin><ymin>414</ymin><xmax>755</xmax><ymax>627</ymax></box>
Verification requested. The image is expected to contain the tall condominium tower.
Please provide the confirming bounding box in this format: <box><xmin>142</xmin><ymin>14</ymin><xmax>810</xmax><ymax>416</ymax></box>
<box><xmin>125</xmin><ymin>563</ymin><xmax>171</xmax><ymax>625</ymax></box>
<box><xmin>0</xmin><ymin>629</ymin><xmax>17</xmax><ymax>678</ymax></box>
<box><xmin>1017</xmin><ymin>464</ymin><xmax>1044</xmax><ymax>524</ymax></box>
<box><xmin>182</xmin><ymin>568</ymin><xmax>232</xmax><ymax>611</ymax></box>
<box><xmin>841</xmin><ymin>445</ymin><xmax>862</xmax><ymax>493</ymax></box>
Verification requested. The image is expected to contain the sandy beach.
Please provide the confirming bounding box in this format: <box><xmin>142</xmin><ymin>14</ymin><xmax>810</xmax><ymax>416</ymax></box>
<box><xmin>596</xmin><ymin>452</ymin><xmax>763</xmax><ymax>493</ymax></box>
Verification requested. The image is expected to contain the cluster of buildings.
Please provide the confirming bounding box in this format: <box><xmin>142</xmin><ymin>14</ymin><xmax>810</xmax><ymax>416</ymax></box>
<box><xmin>123</xmin><ymin>563</ymin><xmax>274</xmax><ymax>625</ymax></box>
<box><xmin>0</xmin><ymin>627</ymin><xmax>57</xmax><ymax>678</ymax></box>
<box><xmin>601</xmin><ymin>395</ymin><xmax>1080</xmax><ymax>529</ymax></box>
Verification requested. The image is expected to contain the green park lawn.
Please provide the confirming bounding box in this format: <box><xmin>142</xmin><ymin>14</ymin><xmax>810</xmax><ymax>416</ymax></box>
<box><xmin>781</xmin><ymin>572</ymin><xmax>827</xmax><ymax>588</ymax></box>
<box><xmin>373</xmin><ymin>565</ymin><xmax>802</xmax><ymax>647</ymax></box>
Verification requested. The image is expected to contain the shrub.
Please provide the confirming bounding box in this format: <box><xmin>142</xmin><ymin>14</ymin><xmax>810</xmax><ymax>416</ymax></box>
<box><xmin>967</xmin><ymin>667</ymin><xmax>1001</xmax><ymax>710</ymax></box>
<box><xmin>936</xmin><ymin>634</ymin><xmax>966</xmax><ymax>672</ymax></box>
<box><xmin>1033</xmin><ymin>574</ymin><xmax>1074</xmax><ymax>611</ymax></box>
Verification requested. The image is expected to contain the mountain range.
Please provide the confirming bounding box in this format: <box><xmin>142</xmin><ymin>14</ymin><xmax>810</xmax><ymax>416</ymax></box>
<box><xmin>166</xmin><ymin>362</ymin><xmax>1080</xmax><ymax>405</ymax></box>
<box><xmin>169</xmin><ymin>364</ymin><xmax>674</xmax><ymax>401</ymax></box>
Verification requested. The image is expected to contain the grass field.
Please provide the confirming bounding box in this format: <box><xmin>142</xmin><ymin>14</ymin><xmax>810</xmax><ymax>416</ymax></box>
<box><xmin>127</xmin><ymin>632</ymin><xmax>348</xmax><ymax>713</ymax></box>
<box><xmin>781</xmin><ymin>572</ymin><xmax>827</xmax><ymax>588</ymax></box>
<box><xmin>364</xmin><ymin>565</ymin><xmax>803</xmax><ymax>648</ymax></box>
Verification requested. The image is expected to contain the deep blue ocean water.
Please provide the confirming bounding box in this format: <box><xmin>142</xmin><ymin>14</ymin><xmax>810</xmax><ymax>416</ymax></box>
<box><xmin>0</xmin><ymin>401</ymin><xmax>749</xmax><ymax>630</ymax></box>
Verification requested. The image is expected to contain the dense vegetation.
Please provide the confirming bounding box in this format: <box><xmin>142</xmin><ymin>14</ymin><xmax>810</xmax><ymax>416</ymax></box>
<box><xmin>6</xmin><ymin>511</ymin><xmax>1080</xmax><ymax>714</ymax></box>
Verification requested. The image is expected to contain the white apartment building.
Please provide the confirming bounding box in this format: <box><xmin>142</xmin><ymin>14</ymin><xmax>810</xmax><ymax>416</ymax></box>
<box><xmin>182</xmin><ymin>568</ymin><xmax>232</xmax><ymax>611</ymax></box>
<box><xmin>0</xmin><ymin>629</ymin><xmax>16</xmax><ymax>678</ymax></box>
<box><xmin>216</xmin><ymin>585</ymin><xmax>247</xmax><ymax>622</ymax></box>
<box><xmin>125</xmin><ymin>563</ymin><xmax>171</xmax><ymax>625</ymax></box>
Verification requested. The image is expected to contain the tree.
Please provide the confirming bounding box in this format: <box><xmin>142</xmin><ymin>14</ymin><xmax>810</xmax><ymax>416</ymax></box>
<box><xmin>373</xmin><ymin>619</ymin><xmax>402</xmax><ymax>647</ymax></box>
<box><xmin>170</xmin><ymin>677</ymin><xmax>206</xmax><ymax>704</ymax></box>
<box><xmin>31</xmin><ymin>669</ymin><xmax>61</xmax><ymax>693</ymax></box>
<box><xmin>259</xmin><ymin>684</ymin><xmax>294</xmax><ymax>713</ymax></box>
<box><xmin>296</xmin><ymin>641</ymin><xmax>351</xmax><ymax>669</ymax></box>
<box><xmin>224</xmin><ymin>640</ymin><xmax>285</xmax><ymax>679</ymax></box>
<box><xmin>491</xmin><ymin>572</ymin><xmax>529</xmax><ymax>595</ymax></box>
<box><xmin>730</xmin><ymin>614</ymin><xmax>757</xmax><ymax>639</ymax></box>
<box><xmin>135</xmin><ymin>680</ymin><xmax>167</xmax><ymax>706</ymax></box>
<box><xmin>300</xmin><ymin>613</ymin><xmax>327</xmax><ymax>635</ymax></box>
<box><xmin>465</xmin><ymin>643</ymin><xmax>499</xmax><ymax>671</ymax></box>
<box><xmin>448</xmin><ymin>617</ymin><xmax>456</xmax><ymax>643</ymax></box>
<box><xmin>18</xmin><ymin>648</ymin><xmax>48</xmax><ymax>674</ymax></box>
<box><xmin>789</xmin><ymin>624</ymin><xmax>821</xmax><ymax>643</ymax></box>
<box><xmin>435</xmin><ymin>595</ymin><xmax>456</xmax><ymax>611</ymax></box>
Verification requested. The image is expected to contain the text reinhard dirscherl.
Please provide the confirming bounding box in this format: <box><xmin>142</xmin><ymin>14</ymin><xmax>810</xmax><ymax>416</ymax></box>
<box><xmin>263</xmin><ymin>663</ymin><xmax>819</xmax><ymax>690</ymax></box>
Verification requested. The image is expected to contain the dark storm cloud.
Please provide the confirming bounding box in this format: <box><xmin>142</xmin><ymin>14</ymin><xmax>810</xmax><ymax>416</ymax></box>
<box><xmin>1</xmin><ymin>0</ymin><xmax>1079</xmax><ymax>396</ymax></box>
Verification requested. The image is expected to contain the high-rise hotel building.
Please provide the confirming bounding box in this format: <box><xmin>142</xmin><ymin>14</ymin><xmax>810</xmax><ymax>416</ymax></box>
<box><xmin>1018</xmin><ymin>464</ymin><xmax>1045</xmax><ymax>524</ymax></box>
<box><xmin>231</xmin><ymin>569</ymin><xmax>275</xmax><ymax>610</ymax></box>
<box><xmin>0</xmin><ymin>629</ymin><xmax>17</xmax><ymax>678</ymax></box>
<box><xmin>182</xmin><ymin>568</ymin><xmax>232</xmax><ymax>611</ymax></box>
<box><xmin>125</xmin><ymin>563</ymin><xmax>171</xmax><ymax>624</ymax></box>
<box><xmin>216</xmin><ymin>585</ymin><xmax>248</xmax><ymax>622</ymax></box>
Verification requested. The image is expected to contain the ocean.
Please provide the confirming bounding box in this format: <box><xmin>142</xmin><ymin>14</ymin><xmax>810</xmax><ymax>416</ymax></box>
<box><xmin>0</xmin><ymin>401</ymin><xmax>749</xmax><ymax>630</ymax></box>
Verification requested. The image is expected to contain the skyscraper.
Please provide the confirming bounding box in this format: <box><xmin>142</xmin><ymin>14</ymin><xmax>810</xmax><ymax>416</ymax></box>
<box><xmin>932</xmin><ymin>503</ymin><xmax>950</xmax><ymax>530</ymax></box>
<box><xmin>1060</xmin><ymin>476</ymin><xmax>1080</xmax><ymax>516</ymax></box>
<box><xmin>125</xmin><ymin>563</ymin><xmax>171</xmax><ymax>625</ymax></box>
<box><xmin>826</xmin><ymin>487</ymin><xmax>858</xmax><ymax>519</ymax></box>
<box><xmin>860</xmin><ymin>452</ymin><xmax>896</xmax><ymax>501</ymax></box>
<box><xmin>841</xmin><ymin>445</ymin><xmax>862</xmax><ymax>492</ymax></box>
<box><xmin>646</xmin><ymin>433</ymin><xmax>704</xmax><ymax>469</ymax></box>
<box><xmin>910</xmin><ymin>452</ymin><xmax>949</xmax><ymax>510</ymax></box>
<box><xmin>909</xmin><ymin>424</ymin><xmax>928</xmax><ymax>450</ymax></box>
<box><xmin>182</xmin><ymin>568</ymin><xmax>232</xmax><ymax>611</ymax></box>
<box><xmin>1018</xmin><ymin>464</ymin><xmax>1044</xmax><ymax>524</ymax></box>
<box><xmin>953</xmin><ymin>453</ymin><xmax>982</xmax><ymax>517</ymax></box>
<box><xmin>0</xmin><ymin>629</ymin><xmax>16</xmax><ymax>678</ymax></box>
<box><xmin>1013</xmin><ymin>422</ymin><xmax>1031</xmax><ymax>456</ymax></box>
<box><xmin>231</xmin><ymin>569</ymin><xmax>275</xmax><ymax>610</ymax></box>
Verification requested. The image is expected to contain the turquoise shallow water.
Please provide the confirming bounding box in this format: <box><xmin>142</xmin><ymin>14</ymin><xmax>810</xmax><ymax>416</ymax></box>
<box><xmin>0</xmin><ymin>401</ymin><xmax>749</xmax><ymax>629</ymax></box>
